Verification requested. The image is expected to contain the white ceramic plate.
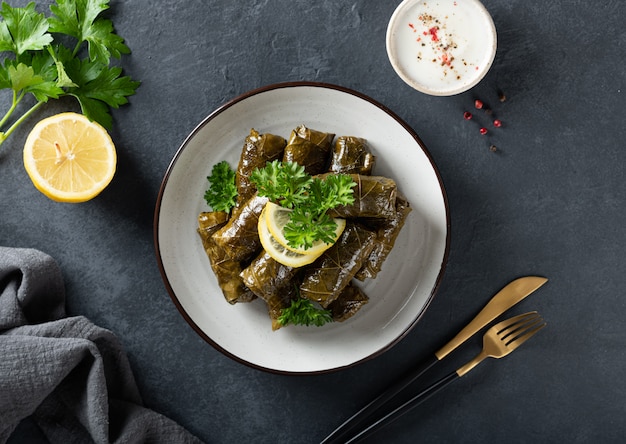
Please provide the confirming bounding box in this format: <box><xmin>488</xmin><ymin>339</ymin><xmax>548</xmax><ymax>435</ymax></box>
<box><xmin>154</xmin><ymin>82</ymin><xmax>449</xmax><ymax>374</ymax></box>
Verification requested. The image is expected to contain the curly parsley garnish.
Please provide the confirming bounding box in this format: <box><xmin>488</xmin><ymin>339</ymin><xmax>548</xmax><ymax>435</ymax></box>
<box><xmin>250</xmin><ymin>160</ymin><xmax>356</xmax><ymax>250</ymax></box>
<box><xmin>204</xmin><ymin>161</ymin><xmax>237</xmax><ymax>212</ymax></box>
<box><xmin>278</xmin><ymin>296</ymin><xmax>333</xmax><ymax>327</ymax></box>
<box><xmin>249</xmin><ymin>160</ymin><xmax>312</xmax><ymax>208</ymax></box>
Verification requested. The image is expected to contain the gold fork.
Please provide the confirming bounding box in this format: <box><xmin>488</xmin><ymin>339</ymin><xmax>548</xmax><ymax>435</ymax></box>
<box><xmin>339</xmin><ymin>312</ymin><xmax>546</xmax><ymax>444</ymax></box>
<box><xmin>455</xmin><ymin>310</ymin><xmax>546</xmax><ymax>376</ymax></box>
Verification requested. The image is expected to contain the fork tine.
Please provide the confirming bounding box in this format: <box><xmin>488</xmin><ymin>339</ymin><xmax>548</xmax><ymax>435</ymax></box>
<box><xmin>506</xmin><ymin>318</ymin><xmax>547</xmax><ymax>348</ymax></box>
<box><xmin>495</xmin><ymin>311</ymin><xmax>539</xmax><ymax>334</ymax></box>
<box><xmin>499</xmin><ymin>313</ymin><xmax>543</xmax><ymax>342</ymax></box>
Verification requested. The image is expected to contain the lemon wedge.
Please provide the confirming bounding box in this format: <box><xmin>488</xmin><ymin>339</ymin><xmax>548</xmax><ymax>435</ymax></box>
<box><xmin>23</xmin><ymin>112</ymin><xmax>116</xmax><ymax>203</ymax></box>
<box><xmin>264</xmin><ymin>201</ymin><xmax>346</xmax><ymax>256</ymax></box>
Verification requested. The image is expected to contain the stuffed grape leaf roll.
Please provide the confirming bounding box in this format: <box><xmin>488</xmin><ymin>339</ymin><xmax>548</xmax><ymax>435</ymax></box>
<box><xmin>293</xmin><ymin>124</ymin><xmax>335</xmax><ymax>151</ymax></box>
<box><xmin>197</xmin><ymin>212</ymin><xmax>256</xmax><ymax>304</ymax></box>
<box><xmin>240</xmin><ymin>250</ymin><xmax>300</xmax><ymax>330</ymax></box>
<box><xmin>328</xmin><ymin>282</ymin><xmax>369</xmax><ymax>322</ymax></box>
<box><xmin>324</xmin><ymin>174</ymin><xmax>397</xmax><ymax>219</ymax></box>
<box><xmin>355</xmin><ymin>193</ymin><xmax>412</xmax><ymax>281</ymax></box>
<box><xmin>240</xmin><ymin>250</ymin><xmax>299</xmax><ymax>303</ymax></box>
<box><xmin>212</xmin><ymin>193</ymin><xmax>269</xmax><ymax>262</ymax></box>
<box><xmin>327</xmin><ymin>136</ymin><xmax>376</xmax><ymax>175</ymax></box>
<box><xmin>300</xmin><ymin>222</ymin><xmax>376</xmax><ymax>308</ymax></box>
<box><xmin>282</xmin><ymin>125</ymin><xmax>334</xmax><ymax>175</ymax></box>
<box><xmin>236</xmin><ymin>128</ymin><xmax>287</xmax><ymax>207</ymax></box>
<box><xmin>265</xmin><ymin>289</ymin><xmax>297</xmax><ymax>331</ymax></box>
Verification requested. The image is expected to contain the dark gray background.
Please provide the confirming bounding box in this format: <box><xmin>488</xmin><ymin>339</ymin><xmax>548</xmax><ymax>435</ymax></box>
<box><xmin>2</xmin><ymin>0</ymin><xmax>625</xmax><ymax>442</ymax></box>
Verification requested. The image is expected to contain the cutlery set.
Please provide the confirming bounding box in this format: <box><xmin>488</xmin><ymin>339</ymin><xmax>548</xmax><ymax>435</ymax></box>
<box><xmin>321</xmin><ymin>276</ymin><xmax>548</xmax><ymax>443</ymax></box>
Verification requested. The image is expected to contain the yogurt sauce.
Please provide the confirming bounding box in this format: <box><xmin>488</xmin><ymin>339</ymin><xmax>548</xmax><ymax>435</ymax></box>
<box><xmin>386</xmin><ymin>0</ymin><xmax>497</xmax><ymax>96</ymax></box>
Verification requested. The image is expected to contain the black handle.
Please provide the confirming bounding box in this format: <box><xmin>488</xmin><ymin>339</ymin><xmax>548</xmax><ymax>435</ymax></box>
<box><xmin>344</xmin><ymin>371</ymin><xmax>460</xmax><ymax>443</ymax></box>
<box><xmin>321</xmin><ymin>354</ymin><xmax>439</xmax><ymax>444</ymax></box>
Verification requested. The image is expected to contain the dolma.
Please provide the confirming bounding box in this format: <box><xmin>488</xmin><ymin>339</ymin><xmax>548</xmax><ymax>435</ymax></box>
<box><xmin>300</xmin><ymin>222</ymin><xmax>376</xmax><ymax>308</ymax></box>
<box><xmin>355</xmin><ymin>193</ymin><xmax>412</xmax><ymax>281</ymax></box>
<box><xmin>293</xmin><ymin>124</ymin><xmax>335</xmax><ymax>151</ymax></box>
<box><xmin>197</xmin><ymin>212</ymin><xmax>256</xmax><ymax>304</ymax></box>
<box><xmin>327</xmin><ymin>136</ymin><xmax>376</xmax><ymax>175</ymax></box>
<box><xmin>328</xmin><ymin>282</ymin><xmax>369</xmax><ymax>322</ymax></box>
<box><xmin>212</xmin><ymin>194</ymin><xmax>268</xmax><ymax>262</ymax></box>
<box><xmin>282</xmin><ymin>125</ymin><xmax>334</xmax><ymax>175</ymax></box>
<box><xmin>240</xmin><ymin>250</ymin><xmax>299</xmax><ymax>302</ymax></box>
<box><xmin>240</xmin><ymin>251</ymin><xmax>300</xmax><ymax>330</ymax></box>
<box><xmin>324</xmin><ymin>174</ymin><xmax>397</xmax><ymax>219</ymax></box>
<box><xmin>235</xmin><ymin>128</ymin><xmax>287</xmax><ymax>207</ymax></box>
<box><xmin>265</xmin><ymin>287</ymin><xmax>297</xmax><ymax>331</ymax></box>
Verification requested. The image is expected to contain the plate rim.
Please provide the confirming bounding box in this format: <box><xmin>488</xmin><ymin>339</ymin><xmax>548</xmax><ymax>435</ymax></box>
<box><xmin>153</xmin><ymin>81</ymin><xmax>451</xmax><ymax>374</ymax></box>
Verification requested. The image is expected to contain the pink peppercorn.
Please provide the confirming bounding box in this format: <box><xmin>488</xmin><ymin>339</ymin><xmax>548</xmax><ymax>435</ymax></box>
<box><xmin>463</xmin><ymin>111</ymin><xmax>473</xmax><ymax>120</ymax></box>
<box><xmin>479</xmin><ymin>127</ymin><xmax>488</xmax><ymax>135</ymax></box>
<box><xmin>474</xmin><ymin>99</ymin><xmax>484</xmax><ymax>109</ymax></box>
<box><xmin>493</xmin><ymin>119</ymin><xmax>502</xmax><ymax>127</ymax></box>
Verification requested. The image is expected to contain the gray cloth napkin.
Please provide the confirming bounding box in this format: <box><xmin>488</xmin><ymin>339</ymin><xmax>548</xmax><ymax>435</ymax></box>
<box><xmin>0</xmin><ymin>246</ymin><xmax>204</xmax><ymax>444</ymax></box>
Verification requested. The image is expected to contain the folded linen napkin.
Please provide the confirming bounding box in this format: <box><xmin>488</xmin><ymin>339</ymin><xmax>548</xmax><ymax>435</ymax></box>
<box><xmin>0</xmin><ymin>246</ymin><xmax>204</xmax><ymax>444</ymax></box>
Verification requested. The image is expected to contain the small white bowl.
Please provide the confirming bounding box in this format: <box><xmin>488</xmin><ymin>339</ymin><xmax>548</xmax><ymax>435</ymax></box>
<box><xmin>386</xmin><ymin>0</ymin><xmax>497</xmax><ymax>96</ymax></box>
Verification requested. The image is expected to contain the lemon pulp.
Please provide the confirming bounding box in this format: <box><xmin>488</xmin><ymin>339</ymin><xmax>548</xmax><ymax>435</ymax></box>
<box><xmin>23</xmin><ymin>112</ymin><xmax>116</xmax><ymax>203</ymax></box>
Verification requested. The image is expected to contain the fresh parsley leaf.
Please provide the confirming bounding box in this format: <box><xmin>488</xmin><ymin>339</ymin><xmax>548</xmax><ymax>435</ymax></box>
<box><xmin>7</xmin><ymin>63</ymin><xmax>43</xmax><ymax>92</ymax></box>
<box><xmin>7</xmin><ymin>62</ymin><xmax>62</xmax><ymax>102</ymax></box>
<box><xmin>0</xmin><ymin>2</ymin><xmax>53</xmax><ymax>55</ymax></box>
<box><xmin>284</xmin><ymin>207</ymin><xmax>338</xmax><ymax>250</ymax></box>
<box><xmin>70</xmin><ymin>89</ymin><xmax>111</xmax><ymax>128</ymax></box>
<box><xmin>82</xmin><ymin>16</ymin><xmax>130</xmax><ymax>63</ymax></box>
<box><xmin>249</xmin><ymin>160</ymin><xmax>312</xmax><ymax>208</ymax></box>
<box><xmin>204</xmin><ymin>161</ymin><xmax>238</xmax><ymax>213</ymax></box>
<box><xmin>48</xmin><ymin>0</ymin><xmax>129</xmax><ymax>64</ymax></box>
<box><xmin>278</xmin><ymin>297</ymin><xmax>333</xmax><ymax>327</ymax></box>
<box><xmin>73</xmin><ymin>65</ymin><xmax>138</xmax><ymax>108</ymax></box>
<box><xmin>63</xmin><ymin>58</ymin><xmax>140</xmax><ymax>128</ymax></box>
<box><xmin>320</xmin><ymin>174</ymin><xmax>357</xmax><ymax>208</ymax></box>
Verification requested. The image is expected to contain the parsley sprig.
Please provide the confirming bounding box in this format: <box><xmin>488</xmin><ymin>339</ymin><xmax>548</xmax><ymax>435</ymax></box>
<box><xmin>250</xmin><ymin>160</ymin><xmax>312</xmax><ymax>209</ymax></box>
<box><xmin>278</xmin><ymin>295</ymin><xmax>333</xmax><ymax>327</ymax></box>
<box><xmin>203</xmin><ymin>161</ymin><xmax>237</xmax><ymax>212</ymax></box>
<box><xmin>0</xmin><ymin>0</ymin><xmax>140</xmax><ymax>147</ymax></box>
<box><xmin>250</xmin><ymin>160</ymin><xmax>356</xmax><ymax>250</ymax></box>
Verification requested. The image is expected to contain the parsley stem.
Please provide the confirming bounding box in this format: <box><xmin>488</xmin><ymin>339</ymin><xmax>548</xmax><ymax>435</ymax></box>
<box><xmin>0</xmin><ymin>90</ymin><xmax>20</xmax><ymax>131</ymax></box>
<box><xmin>0</xmin><ymin>100</ymin><xmax>44</xmax><ymax>148</ymax></box>
<box><xmin>72</xmin><ymin>41</ymin><xmax>82</xmax><ymax>59</ymax></box>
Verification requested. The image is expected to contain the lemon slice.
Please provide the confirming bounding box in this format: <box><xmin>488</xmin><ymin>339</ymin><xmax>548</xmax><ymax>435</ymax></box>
<box><xmin>258</xmin><ymin>207</ymin><xmax>321</xmax><ymax>267</ymax></box>
<box><xmin>264</xmin><ymin>201</ymin><xmax>346</xmax><ymax>256</ymax></box>
<box><xmin>23</xmin><ymin>112</ymin><xmax>116</xmax><ymax>203</ymax></box>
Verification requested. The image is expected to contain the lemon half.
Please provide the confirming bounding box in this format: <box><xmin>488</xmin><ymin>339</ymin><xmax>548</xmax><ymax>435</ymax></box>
<box><xmin>23</xmin><ymin>112</ymin><xmax>116</xmax><ymax>203</ymax></box>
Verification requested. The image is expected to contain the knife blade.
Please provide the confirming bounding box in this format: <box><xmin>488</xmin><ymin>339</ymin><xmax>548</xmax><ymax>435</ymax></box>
<box><xmin>321</xmin><ymin>275</ymin><xmax>548</xmax><ymax>444</ymax></box>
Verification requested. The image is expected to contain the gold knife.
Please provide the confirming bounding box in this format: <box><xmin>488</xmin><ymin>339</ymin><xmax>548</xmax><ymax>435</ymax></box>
<box><xmin>321</xmin><ymin>275</ymin><xmax>549</xmax><ymax>444</ymax></box>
